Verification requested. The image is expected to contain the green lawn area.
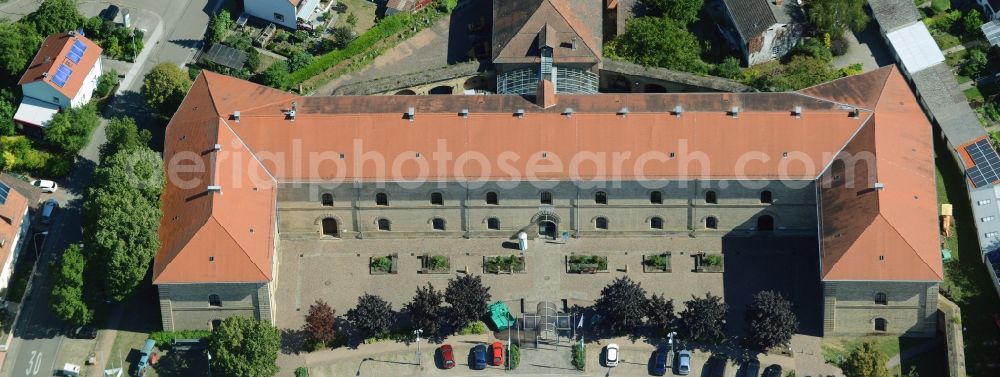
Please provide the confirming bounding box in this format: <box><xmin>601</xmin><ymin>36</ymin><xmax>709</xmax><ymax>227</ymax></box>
<box><xmin>336</xmin><ymin>0</ymin><xmax>378</xmax><ymax>35</ymax></box>
<box><xmin>964</xmin><ymin>87</ymin><xmax>984</xmax><ymax>103</ymax></box>
<box><xmin>931</xmin><ymin>29</ymin><xmax>961</xmax><ymax>50</ymax></box>
<box><xmin>934</xmin><ymin>136</ymin><xmax>1000</xmax><ymax>375</ymax></box>
<box><xmin>945</xmin><ymin>49</ymin><xmax>968</xmax><ymax>68</ymax></box>
<box><xmin>956</xmin><ymin>75</ymin><xmax>971</xmax><ymax>85</ymax></box>
<box><xmin>822</xmin><ymin>336</ymin><xmax>946</xmax><ymax>376</ymax></box>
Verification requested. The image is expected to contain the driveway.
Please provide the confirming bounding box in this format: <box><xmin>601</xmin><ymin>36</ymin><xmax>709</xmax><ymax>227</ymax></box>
<box><xmin>832</xmin><ymin>21</ymin><xmax>896</xmax><ymax>71</ymax></box>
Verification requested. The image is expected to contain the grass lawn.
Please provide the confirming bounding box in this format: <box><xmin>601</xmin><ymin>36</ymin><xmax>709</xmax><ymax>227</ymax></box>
<box><xmin>336</xmin><ymin>0</ymin><xmax>378</xmax><ymax>35</ymax></box>
<box><xmin>255</xmin><ymin>50</ymin><xmax>282</xmax><ymax>73</ymax></box>
<box><xmin>944</xmin><ymin>49</ymin><xmax>968</xmax><ymax>68</ymax></box>
<box><xmin>934</xmin><ymin>135</ymin><xmax>1000</xmax><ymax>375</ymax></box>
<box><xmin>964</xmin><ymin>87</ymin><xmax>984</xmax><ymax>103</ymax></box>
<box><xmin>822</xmin><ymin>336</ymin><xmax>946</xmax><ymax>376</ymax></box>
<box><xmin>956</xmin><ymin>75</ymin><xmax>971</xmax><ymax>85</ymax></box>
<box><xmin>932</xmin><ymin>29</ymin><xmax>962</xmax><ymax>50</ymax></box>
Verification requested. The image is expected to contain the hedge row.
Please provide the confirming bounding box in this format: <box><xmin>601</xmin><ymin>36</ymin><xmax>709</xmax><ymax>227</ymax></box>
<box><xmin>150</xmin><ymin>329</ymin><xmax>213</xmax><ymax>349</ymax></box>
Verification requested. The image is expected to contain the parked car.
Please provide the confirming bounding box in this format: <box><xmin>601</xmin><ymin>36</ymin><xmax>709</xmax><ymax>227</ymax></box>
<box><xmin>676</xmin><ymin>350</ymin><xmax>692</xmax><ymax>375</ymax></box>
<box><xmin>490</xmin><ymin>341</ymin><xmax>504</xmax><ymax>366</ymax></box>
<box><xmin>135</xmin><ymin>338</ymin><xmax>157</xmax><ymax>375</ymax></box>
<box><xmin>32</xmin><ymin>179</ymin><xmax>57</xmax><ymax>193</ymax></box>
<box><xmin>762</xmin><ymin>364</ymin><xmax>783</xmax><ymax>377</ymax></box>
<box><xmin>436</xmin><ymin>344</ymin><xmax>455</xmax><ymax>369</ymax></box>
<box><xmin>605</xmin><ymin>343</ymin><xmax>620</xmax><ymax>367</ymax></box>
<box><xmin>101</xmin><ymin>4</ymin><xmax>120</xmax><ymax>22</ymax></box>
<box><xmin>470</xmin><ymin>344</ymin><xmax>487</xmax><ymax>370</ymax></box>
<box><xmin>742</xmin><ymin>359</ymin><xmax>760</xmax><ymax>377</ymax></box>
<box><xmin>41</xmin><ymin>198</ymin><xmax>58</xmax><ymax>224</ymax></box>
<box><xmin>650</xmin><ymin>347</ymin><xmax>668</xmax><ymax>376</ymax></box>
<box><xmin>705</xmin><ymin>355</ymin><xmax>728</xmax><ymax>377</ymax></box>
<box><xmin>69</xmin><ymin>326</ymin><xmax>97</xmax><ymax>339</ymax></box>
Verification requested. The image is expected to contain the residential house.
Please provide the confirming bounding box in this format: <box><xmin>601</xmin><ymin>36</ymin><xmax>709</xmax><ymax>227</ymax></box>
<box><xmin>711</xmin><ymin>0</ymin><xmax>804</xmax><ymax>66</ymax></box>
<box><xmin>14</xmin><ymin>31</ymin><xmax>102</xmax><ymax>131</ymax></box>
<box><xmin>0</xmin><ymin>176</ymin><xmax>33</xmax><ymax>307</ymax></box>
<box><xmin>976</xmin><ymin>0</ymin><xmax>999</xmax><ymax>20</ymax></box>
<box><xmin>242</xmin><ymin>0</ymin><xmax>321</xmax><ymax>29</ymax></box>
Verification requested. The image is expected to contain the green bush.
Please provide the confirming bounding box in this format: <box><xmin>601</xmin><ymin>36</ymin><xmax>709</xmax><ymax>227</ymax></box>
<box><xmin>150</xmin><ymin>330</ymin><xmax>213</xmax><ymax>349</ymax></box>
<box><xmin>428</xmin><ymin>255</ymin><xmax>449</xmax><ymax>270</ymax></box>
<box><xmin>485</xmin><ymin>255</ymin><xmax>525</xmax><ymax>273</ymax></box>
<box><xmin>931</xmin><ymin>0</ymin><xmax>950</xmax><ymax>13</ymax></box>
<box><xmin>295</xmin><ymin>367</ymin><xmax>309</xmax><ymax>377</ymax></box>
<box><xmin>703</xmin><ymin>254</ymin><xmax>722</xmax><ymax>266</ymax></box>
<box><xmin>568</xmin><ymin>255</ymin><xmax>608</xmax><ymax>271</ymax></box>
<box><xmin>94</xmin><ymin>69</ymin><xmax>119</xmax><ymax>98</ymax></box>
<box><xmin>371</xmin><ymin>256</ymin><xmax>392</xmax><ymax>272</ymax></box>
<box><xmin>571</xmin><ymin>343</ymin><xmax>586</xmax><ymax>371</ymax></box>
<box><xmin>645</xmin><ymin>254</ymin><xmax>669</xmax><ymax>268</ymax></box>
<box><xmin>459</xmin><ymin>321</ymin><xmax>487</xmax><ymax>335</ymax></box>
<box><xmin>507</xmin><ymin>344</ymin><xmax>520</xmax><ymax>369</ymax></box>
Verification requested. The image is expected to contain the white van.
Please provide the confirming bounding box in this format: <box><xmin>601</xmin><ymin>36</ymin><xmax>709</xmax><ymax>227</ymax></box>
<box><xmin>41</xmin><ymin>199</ymin><xmax>58</xmax><ymax>224</ymax></box>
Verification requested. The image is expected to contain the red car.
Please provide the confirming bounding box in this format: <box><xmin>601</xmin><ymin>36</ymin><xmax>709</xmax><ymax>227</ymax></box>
<box><xmin>490</xmin><ymin>342</ymin><xmax>504</xmax><ymax>366</ymax></box>
<box><xmin>437</xmin><ymin>344</ymin><xmax>455</xmax><ymax>369</ymax></box>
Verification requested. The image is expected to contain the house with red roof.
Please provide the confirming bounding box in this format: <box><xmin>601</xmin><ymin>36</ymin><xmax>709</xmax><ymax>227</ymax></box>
<box><xmin>0</xmin><ymin>175</ymin><xmax>33</xmax><ymax>307</ymax></box>
<box><xmin>14</xmin><ymin>31</ymin><xmax>103</xmax><ymax>131</ymax></box>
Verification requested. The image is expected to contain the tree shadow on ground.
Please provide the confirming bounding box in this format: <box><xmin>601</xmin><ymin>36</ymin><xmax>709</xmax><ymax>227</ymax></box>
<box><xmin>153</xmin><ymin>349</ymin><xmax>209</xmax><ymax>377</ymax></box>
<box><xmin>281</xmin><ymin>328</ymin><xmax>309</xmax><ymax>355</ymax></box>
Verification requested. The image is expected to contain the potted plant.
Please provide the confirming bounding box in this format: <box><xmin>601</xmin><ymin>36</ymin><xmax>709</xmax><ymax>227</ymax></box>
<box><xmin>369</xmin><ymin>253</ymin><xmax>397</xmax><ymax>274</ymax></box>
<box><xmin>420</xmin><ymin>254</ymin><xmax>450</xmax><ymax>274</ymax></box>
<box><xmin>642</xmin><ymin>252</ymin><xmax>671</xmax><ymax>273</ymax></box>
<box><xmin>567</xmin><ymin>255</ymin><xmax>608</xmax><ymax>274</ymax></box>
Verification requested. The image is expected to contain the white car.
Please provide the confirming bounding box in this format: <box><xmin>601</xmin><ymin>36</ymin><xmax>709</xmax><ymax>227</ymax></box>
<box><xmin>32</xmin><ymin>179</ymin><xmax>58</xmax><ymax>193</ymax></box>
<box><xmin>605</xmin><ymin>343</ymin><xmax>619</xmax><ymax>367</ymax></box>
<box><xmin>676</xmin><ymin>350</ymin><xmax>692</xmax><ymax>375</ymax></box>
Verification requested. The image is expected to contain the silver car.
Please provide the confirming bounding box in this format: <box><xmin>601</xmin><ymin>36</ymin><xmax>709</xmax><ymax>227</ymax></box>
<box><xmin>32</xmin><ymin>179</ymin><xmax>58</xmax><ymax>193</ymax></box>
<box><xmin>676</xmin><ymin>350</ymin><xmax>692</xmax><ymax>375</ymax></box>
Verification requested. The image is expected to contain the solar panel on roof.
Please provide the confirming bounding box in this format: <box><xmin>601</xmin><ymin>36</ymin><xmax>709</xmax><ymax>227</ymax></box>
<box><xmin>0</xmin><ymin>181</ymin><xmax>9</xmax><ymax>206</ymax></box>
<box><xmin>965</xmin><ymin>139</ymin><xmax>1000</xmax><ymax>187</ymax></box>
<box><xmin>72</xmin><ymin>39</ymin><xmax>87</xmax><ymax>53</ymax></box>
<box><xmin>67</xmin><ymin>50</ymin><xmax>82</xmax><ymax>64</ymax></box>
<box><xmin>68</xmin><ymin>41</ymin><xmax>86</xmax><ymax>64</ymax></box>
<box><xmin>52</xmin><ymin>64</ymin><xmax>73</xmax><ymax>87</ymax></box>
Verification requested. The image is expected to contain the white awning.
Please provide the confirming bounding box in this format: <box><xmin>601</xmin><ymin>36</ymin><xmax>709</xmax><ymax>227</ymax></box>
<box><xmin>984</xmin><ymin>21</ymin><xmax>1000</xmax><ymax>47</ymax></box>
<box><xmin>886</xmin><ymin>22</ymin><xmax>946</xmax><ymax>75</ymax></box>
<box><xmin>13</xmin><ymin>97</ymin><xmax>60</xmax><ymax>128</ymax></box>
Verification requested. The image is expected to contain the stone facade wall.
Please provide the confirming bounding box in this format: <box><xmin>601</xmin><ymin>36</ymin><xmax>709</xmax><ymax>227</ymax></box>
<box><xmin>158</xmin><ymin>282</ymin><xmax>272</xmax><ymax>331</ymax></box>
<box><xmin>823</xmin><ymin>281</ymin><xmax>938</xmax><ymax>336</ymax></box>
<box><xmin>276</xmin><ymin>180</ymin><xmax>817</xmax><ymax>240</ymax></box>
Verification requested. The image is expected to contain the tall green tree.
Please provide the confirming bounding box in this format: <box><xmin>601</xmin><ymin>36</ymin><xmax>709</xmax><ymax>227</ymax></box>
<box><xmin>679</xmin><ymin>293</ymin><xmax>728</xmax><ymax>344</ymax></box>
<box><xmin>842</xmin><ymin>341</ymin><xmax>891</xmax><ymax>377</ymax></box>
<box><xmin>404</xmin><ymin>283</ymin><xmax>445</xmax><ymax>337</ymax></box>
<box><xmin>99</xmin><ymin>117</ymin><xmax>151</xmax><ymax>164</ymax></box>
<box><xmin>346</xmin><ymin>293</ymin><xmax>396</xmax><ymax>338</ymax></box>
<box><xmin>260</xmin><ymin>60</ymin><xmax>290</xmax><ymax>89</ymax></box>
<box><xmin>444</xmin><ymin>274</ymin><xmax>491</xmax><ymax>329</ymax></box>
<box><xmin>594</xmin><ymin>276</ymin><xmax>649</xmax><ymax>334</ymax></box>
<box><xmin>209</xmin><ymin>316</ymin><xmax>281</xmax><ymax>377</ymax></box>
<box><xmin>43</xmin><ymin>102</ymin><xmax>100</xmax><ymax>154</ymax></box>
<box><xmin>744</xmin><ymin>290</ymin><xmax>798</xmax><ymax>351</ymax></box>
<box><xmin>141</xmin><ymin>62</ymin><xmax>193</xmax><ymax>117</ymax></box>
<box><xmin>208</xmin><ymin>10</ymin><xmax>234</xmax><ymax>45</ymax></box>
<box><xmin>805</xmin><ymin>0</ymin><xmax>870</xmax><ymax>37</ymax></box>
<box><xmin>607</xmin><ymin>17</ymin><xmax>707</xmax><ymax>74</ymax></box>
<box><xmin>0</xmin><ymin>21</ymin><xmax>43</xmax><ymax>79</ymax></box>
<box><xmin>963</xmin><ymin>9</ymin><xmax>983</xmax><ymax>36</ymax></box>
<box><xmin>23</xmin><ymin>0</ymin><xmax>84</xmax><ymax>36</ymax></box>
<box><xmin>646</xmin><ymin>293</ymin><xmax>676</xmax><ymax>331</ymax></box>
<box><xmin>50</xmin><ymin>244</ymin><xmax>93</xmax><ymax>325</ymax></box>
<box><xmin>0</xmin><ymin>89</ymin><xmax>17</xmax><ymax>136</ymax></box>
<box><xmin>641</xmin><ymin>0</ymin><xmax>704</xmax><ymax>25</ymax></box>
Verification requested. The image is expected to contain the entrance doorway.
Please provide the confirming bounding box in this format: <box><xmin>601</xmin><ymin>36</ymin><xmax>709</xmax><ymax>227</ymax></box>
<box><xmin>757</xmin><ymin>215</ymin><xmax>774</xmax><ymax>232</ymax></box>
<box><xmin>538</xmin><ymin>221</ymin><xmax>557</xmax><ymax>239</ymax></box>
<box><xmin>321</xmin><ymin>218</ymin><xmax>339</xmax><ymax>237</ymax></box>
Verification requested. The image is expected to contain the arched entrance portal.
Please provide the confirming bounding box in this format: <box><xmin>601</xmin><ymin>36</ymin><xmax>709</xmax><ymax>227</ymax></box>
<box><xmin>321</xmin><ymin>218</ymin><xmax>339</xmax><ymax>237</ymax></box>
<box><xmin>757</xmin><ymin>215</ymin><xmax>774</xmax><ymax>232</ymax></box>
<box><xmin>531</xmin><ymin>212</ymin><xmax>560</xmax><ymax>240</ymax></box>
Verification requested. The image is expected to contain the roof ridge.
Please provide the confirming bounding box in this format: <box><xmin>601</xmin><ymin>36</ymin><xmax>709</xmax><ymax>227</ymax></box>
<box><xmin>207</xmin><ymin>212</ymin><xmax>270</xmax><ymax>281</ymax></box>
<box><xmin>202</xmin><ymin>71</ymin><xmax>298</xmax><ymax>115</ymax></box>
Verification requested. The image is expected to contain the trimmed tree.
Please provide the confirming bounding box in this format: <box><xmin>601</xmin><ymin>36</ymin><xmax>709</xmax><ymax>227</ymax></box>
<box><xmin>207</xmin><ymin>10</ymin><xmax>234</xmax><ymax>44</ymax></box>
<box><xmin>260</xmin><ymin>60</ymin><xmax>290</xmax><ymax>89</ymax></box>
<box><xmin>98</xmin><ymin>117</ymin><xmax>152</xmax><ymax>164</ymax></box>
<box><xmin>641</xmin><ymin>0</ymin><xmax>705</xmax><ymax>25</ymax></box>
<box><xmin>50</xmin><ymin>244</ymin><xmax>93</xmax><ymax>325</ymax></box>
<box><xmin>679</xmin><ymin>293</ymin><xmax>728</xmax><ymax>344</ymax></box>
<box><xmin>594</xmin><ymin>276</ymin><xmax>649</xmax><ymax>334</ymax></box>
<box><xmin>444</xmin><ymin>274</ymin><xmax>491</xmax><ymax>329</ymax></box>
<box><xmin>404</xmin><ymin>283</ymin><xmax>445</xmax><ymax>337</ymax></box>
<box><xmin>646</xmin><ymin>293</ymin><xmax>675</xmax><ymax>331</ymax></box>
<box><xmin>744</xmin><ymin>290</ymin><xmax>798</xmax><ymax>351</ymax></box>
<box><xmin>23</xmin><ymin>0</ymin><xmax>84</xmax><ymax>37</ymax></box>
<box><xmin>805</xmin><ymin>0</ymin><xmax>870</xmax><ymax>37</ymax></box>
<box><xmin>43</xmin><ymin>102</ymin><xmax>100</xmax><ymax>154</ymax></box>
<box><xmin>141</xmin><ymin>62</ymin><xmax>193</xmax><ymax>117</ymax></box>
<box><xmin>346</xmin><ymin>293</ymin><xmax>395</xmax><ymax>338</ymax></box>
<box><xmin>303</xmin><ymin>300</ymin><xmax>336</xmax><ymax>348</ymax></box>
<box><xmin>0</xmin><ymin>22</ymin><xmax>43</xmax><ymax>80</ymax></box>
<box><xmin>842</xmin><ymin>341</ymin><xmax>891</xmax><ymax>377</ymax></box>
<box><xmin>209</xmin><ymin>316</ymin><xmax>281</xmax><ymax>377</ymax></box>
<box><xmin>606</xmin><ymin>17</ymin><xmax>707</xmax><ymax>74</ymax></box>
<box><xmin>0</xmin><ymin>89</ymin><xmax>17</xmax><ymax>136</ymax></box>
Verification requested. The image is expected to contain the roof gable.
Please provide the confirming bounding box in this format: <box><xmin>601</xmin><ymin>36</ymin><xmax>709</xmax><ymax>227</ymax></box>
<box><xmin>800</xmin><ymin>66</ymin><xmax>893</xmax><ymax>110</ymax></box>
<box><xmin>492</xmin><ymin>0</ymin><xmax>601</xmax><ymax>64</ymax></box>
<box><xmin>18</xmin><ymin>32</ymin><xmax>102</xmax><ymax>100</ymax></box>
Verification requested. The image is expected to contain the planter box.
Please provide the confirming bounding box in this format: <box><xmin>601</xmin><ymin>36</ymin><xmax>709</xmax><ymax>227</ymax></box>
<box><xmin>419</xmin><ymin>254</ymin><xmax>451</xmax><ymax>274</ymax></box>
<box><xmin>483</xmin><ymin>255</ymin><xmax>526</xmax><ymax>274</ymax></box>
<box><xmin>566</xmin><ymin>255</ymin><xmax>609</xmax><ymax>274</ymax></box>
<box><xmin>693</xmin><ymin>253</ymin><xmax>724</xmax><ymax>273</ymax></box>
<box><xmin>642</xmin><ymin>252</ymin><xmax>672</xmax><ymax>273</ymax></box>
<box><xmin>369</xmin><ymin>253</ymin><xmax>398</xmax><ymax>275</ymax></box>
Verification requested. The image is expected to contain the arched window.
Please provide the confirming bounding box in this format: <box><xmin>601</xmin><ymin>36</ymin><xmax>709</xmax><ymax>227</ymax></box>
<box><xmin>595</xmin><ymin>217</ymin><xmax>608</xmax><ymax>230</ymax></box>
<box><xmin>650</xmin><ymin>217</ymin><xmax>664</xmax><ymax>230</ymax></box>
<box><xmin>321</xmin><ymin>193</ymin><xmax>334</xmax><ymax>206</ymax></box>
<box><xmin>595</xmin><ymin>191</ymin><xmax>607</xmax><ymax>204</ymax></box>
<box><xmin>540</xmin><ymin>191</ymin><xmax>553</xmax><ymax>205</ymax></box>
<box><xmin>487</xmin><ymin>218</ymin><xmax>500</xmax><ymax>230</ymax></box>
<box><xmin>375</xmin><ymin>193</ymin><xmax>389</xmax><ymax>206</ymax></box>
<box><xmin>705</xmin><ymin>217</ymin><xmax>718</xmax><ymax>229</ymax></box>
<box><xmin>705</xmin><ymin>191</ymin><xmax>717</xmax><ymax>204</ymax></box>
<box><xmin>430</xmin><ymin>192</ymin><xmax>443</xmax><ymax>205</ymax></box>
<box><xmin>432</xmin><ymin>218</ymin><xmax>446</xmax><ymax>230</ymax></box>
<box><xmin>875</xmin><ymin>292</ymin><xmax>888</xmax><ymax>305</ymax></box>
<box><xmin>874</xmin><ymin>318</ymin><xmax>887</xmax><ymax>332</ymax></box>
<box><xmin>377</xmin><ymin>218</ymin><xmax>391</xmax><ymax>231</ymax></box>
<box><xmin>650</xmin><ymin>191</ymin><xmax>663</xmax><ymax>204</ymax></box>
<box><xmin>486</xmin><ymin>192</ymin><xmax>498</xmax><ymax>205</ymax></box>
<box><xmin>321</xmin><ymin>218</ymin><xmax>339</xmax><ymax>237</ymax></box>
<box><xmin>757</xmin><ymin>215</ymin><xmax>774</xmax><ymax>231</ymax></box>
<box><xmin>208</xmin><ymin>294</ymin><xmax>222</xmax><ymax>307</ymax></box>
<box><xmin>760</xmin><ymin>190</ymin><xmax>773</xmax><ymax>204</ymax></box>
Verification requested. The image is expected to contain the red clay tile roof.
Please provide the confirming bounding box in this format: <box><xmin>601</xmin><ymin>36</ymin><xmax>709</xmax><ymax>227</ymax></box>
<box><xmin>0</xmin><ymin>176</ymin><xmax>29</xmax><ymax>274</ymax></box>
<box><xmin>18</xmin><ymin>32</ymin><xmax>102</xmax><ymax>100</ymax></box>
<box><xmin>155</xmin><ymin>66</ymin><xmax>940</xmax><ymax>283</ymax></box>
<box><xmin>492</xmin><ymin>0</ymin><xmax>602</xmax><ymax>64</ymax></box>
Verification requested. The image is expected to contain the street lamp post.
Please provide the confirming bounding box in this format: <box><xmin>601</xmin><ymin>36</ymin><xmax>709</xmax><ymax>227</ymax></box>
<box><xmin>413</xmin><ymin>329</ymin><xmax>423</xmax><ymax>365</ymax></box>
<box><xmin>206</xmin><ymin>351</ymin><xmax>212</xmax><ymax>377</ymax></box>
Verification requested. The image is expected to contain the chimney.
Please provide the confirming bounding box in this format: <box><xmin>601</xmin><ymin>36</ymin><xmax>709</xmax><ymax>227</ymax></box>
<box><xmin>212</xmin><ymin>143</ymin><xmax>221</xmax><ymax>151</ymax></box>
<box><xmin>874</xmin><ymin>182</ymin><xmax>885</xmax><ymax>190</ymax></box>
<box><xmin>406</xmin><ymin>107</ymin><xmax>416</xmax><ymax>121</ymax></box>
<box><xmin>287</xmin><ymin>102</ymin><xmax>297</xmax><ymax>121</ymax></box>
<box><xmin>459</xmin><ymin>108</ymin><xmax>469</xmax><ymax>118</ymax></box>
<box><xmin>849</xmin><ymin>107</ymin><xmax>860</xmax><ymax>119</ymax></box>
<box><xmin>536</xmin><ymin>79</ymin><xmax>557</xmax><ymax>109</ymax></box>
<box><xmin>673</xmin><ymin>105</ymin><xmax>683</xmax><ymax>118</ymax></box>
<box><xmin>514</xmin><ymin>109</ymin><xmax>525</xmax><ymax>118</ymax></box>
<box><xmin>207</xmin><ymin>185</ymin><xmax>223</xmax><ymax>195</ymax></box>
<box><xmin>571</xmin><ymin>37</ymin><xmax>578</xmax><ymax>50</ymax></box>
<box><xmin>563</xmin><ymin>108</ymin><xmax>574</xmax><ymax>117</ymax></box>
<box><xmin>42</xmin><ymin>72</ymin><xmax>48</xmax><ymax>78</ymax></box>
<box><xmin>233</xmin><ymin>111</ymin><xmax>241</xmax><ymax>123</ymax></box>
<box><xmin>730</xmin><ymin>106</ymin><xmax>740</xmax><ymax>118</ymax></box>
<box><xmin>618</xmin><ymin>107</ymin><xmax>629</xmax><ymax>117</ymax></box>
<box><xmin>792</xmin><ymin>106</ymin><xmax>801</xmax><ymax>118</ymax></box>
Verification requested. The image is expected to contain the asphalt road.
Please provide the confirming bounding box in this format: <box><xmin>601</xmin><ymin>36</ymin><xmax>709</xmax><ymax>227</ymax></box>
<box><xmin>0</xmin><ymin>0</ymin><xmax>219</xmax><ymax>375</ymax></box>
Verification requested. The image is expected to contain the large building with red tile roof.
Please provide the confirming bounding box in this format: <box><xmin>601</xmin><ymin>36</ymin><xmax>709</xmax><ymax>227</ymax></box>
<box><xmin>14</xmin><ymin>31</ymin><xmax>103</xmax><ymax>130</ymax></box>
<box><xmin>156</xmin><ymin>66</ymin><xmax>941</xmax><ymax>337</ymax></box>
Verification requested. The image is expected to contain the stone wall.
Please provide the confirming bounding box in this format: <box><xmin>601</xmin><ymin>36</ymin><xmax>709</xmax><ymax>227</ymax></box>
<box><xmin>823</xmin><ymin>281</ymin><xmax>938</xmax><ymax>336</ymax></box>
<box><xmin>158</xmin><ymin>282</ymin><xmax>272</xmax><ymax>331</ymax></box>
